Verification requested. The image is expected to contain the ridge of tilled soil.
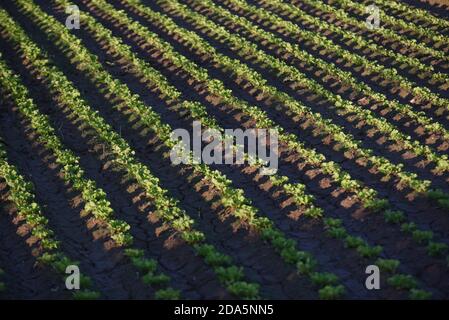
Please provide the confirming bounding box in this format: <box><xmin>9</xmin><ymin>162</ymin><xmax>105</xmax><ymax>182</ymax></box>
<box><xmin>0</xmin><ymin>29</ymin><xmax>232</xmax><ymax>300</ymax></box>
<box><xmin>1</xmin><ymin>2</ymin><xmax>326</xmax><ymax>299</ymax></box>
<box><xmin>0</xmin><ymin>180</ymin><xmax>68</xmax><ymax>299</ymax></box>
<box><xmin>178</xmin><ymin>0</ymin><xmax>449</xmax><ymax>180</ymax></box>
<box><xmin>289</xmin><ymin>0</ymin><xmax>449</xmax><ymax>54</ymax></box>
<box><xmin>102</xmin><ymin>0</ymin><xmax>449</xmax><ymax>242</ymax></box>
<box><xmin>48</xmin><ymin>0</ymin><xmax>448</xmax><ymax>298</ymax></box>
<box><xmin>1</xmin><ymin>0</ymin><xmax>448</xmax><ymax>299</ymax></box>
<box><xmin>0</xmin><ymin>80</ymin><xmax>161</xmax><ymax>299</ymax></box>
<box><xmin>63</xmin><ymin>0</ymin><xmax>449</xmax><ymax>297</ymax></box>
<box><xmin>188</xmin><ymin>0</ymin><xmax>449</xmax><ymax>151</ymax></box>
<box><xmin>324</xmin><ymin>0</ymin><xmax>449</xmax><ymax>53</ymax></box>
<box><xmin>216</xmin><ymin>0</ymin><xmax>449</xmax><ymax>124</ymax></box>
<box><xmin>80</xmin><ymin>0</ymin><xmax>449</xmax><ymax>296</ymax></box>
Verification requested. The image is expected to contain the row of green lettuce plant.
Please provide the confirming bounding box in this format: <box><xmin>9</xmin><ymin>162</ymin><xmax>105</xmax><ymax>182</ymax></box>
<box><xmin>125</xmin><ymin>1</ymin><xmax>444</xmax><ymax>252</ymax></box>
<box><xmin>59</xmin><ymin>0</ymin><xmax>326</xmax><ymax>218</ymax></box>
<box><xmin>45</xmin><ymin>0</ymin><xmax>351</xmax><ymax>299</ymax></box>
<box><xmin>153</xmin><ymin>0</ymin><xmax>449</xmax><ymax>209</ymax></box>
<box><xmin>171</xmin><ymin>0</ymin><xmax>446</xmax><ymax>298</ymax></box>
<box><xmin>0</xmin><ymin>106</ymin><xmax>99</xmax><ymax>299</ymax></box>
<box><xmin>182</xmin><ymin>0</ymin><xmax>449</xmax><ymax>185</ymax></box>
<box><xmin>215</xmin><ymin>0</ymin><xmax>449</xmax><ymax>119</ymax></box>
<box><xmin>0</xmin><ymin>49</ymin><xmax>181</xmax><ymax>300</ymax></box>
<box><xmin>323</xmin><ymin>217</ymin><xmax>432</xmax><ymax>299</ymax></box>
<box><xmin>57</xmin><ymin>0</ymin><xmax>436</xmax><ymax>299</ymax></box>
<box><xmin>10</xmin><ymin>0</ymin><xmax>440</xmax><ymax>298</ymax></box>
<box><xmin>365</xmin><ymin>0</ymin><xmax>449</xmax><ymax>30</ymax></box>
<box><xmin>5</xmin><ymin>2</ymin><xmax>261</xmax><ymax>300</ymax></box>
<box><xmin>253</xmin><ymin>0</ymin><xmax>449</xmax><ymax>86</ymax></box>
<box><xmin>194</xmin><ymin>0</ymin><xmax>449</xmax><ymax>148</ymax></box>
<box><xmin>210</xmin><ymin>0</ymin><xmax>449</xmax><ymax>212</ymax></box>
<box><xmin>0</xmin><ymin>51</ymin><xmax>132</xmax><ymax>248</ymax></box>
<box><xmin>331</xmin><ymin>0</ymin><xmax>449</xmax><ymax>48</ymax></box>
<box><xmin>63</xmin><ymin>0</ymin><xmax>423</xmax><ymax>298</ymax></box>
<box><xmin>278</xmin><ymin>176</ymin><xmax>433</xmax><ymax>298</ymax></box>
<box><xmin>299</xmin><ymin>0</ymin><xmax>448</xmax><ymax>61</ymax></box>
<box><xmin>212</xmin><ymin>0</ymin><xmax>449</xmax><ymax>142</ymax></box>
<box><xmin>42</xmin><ymin>0</ymin><xmax>371</xmax><ymax>298</ymax></box>
<box><xmin>101</xmin><ymin>0</ymin><xmax>449</xmax><ymax>259</ymax></box>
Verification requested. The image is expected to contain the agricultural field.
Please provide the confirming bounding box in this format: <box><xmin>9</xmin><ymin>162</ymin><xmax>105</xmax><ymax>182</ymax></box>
<box><xmin>0</xmin><ymin>0</ymin><xmax>448</xmax><ymax>301</ymax></box>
